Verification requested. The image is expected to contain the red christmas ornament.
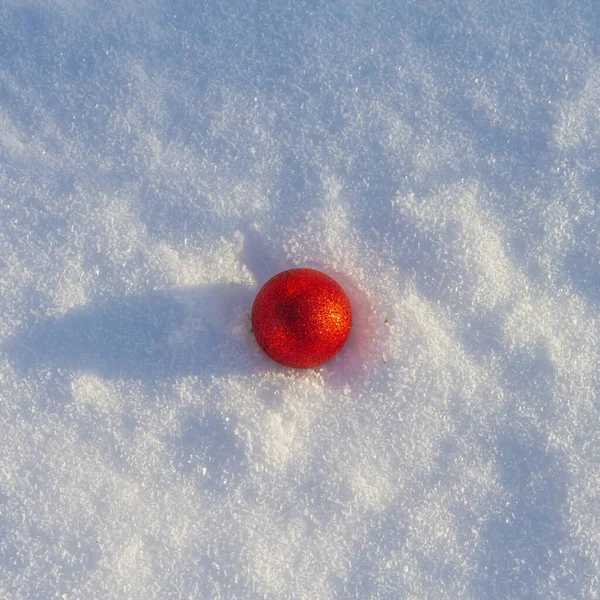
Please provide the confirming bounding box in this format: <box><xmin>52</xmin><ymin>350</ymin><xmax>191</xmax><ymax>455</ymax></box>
<box><xmin>252</xmin><ymin>268</ymin><xmax>352</xmax><ymax>368</ymax></box>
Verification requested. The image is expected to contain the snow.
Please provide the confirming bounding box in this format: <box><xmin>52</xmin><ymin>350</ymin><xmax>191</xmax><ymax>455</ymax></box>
<box><xmin>1</xmin><ymin>1</ymin><xmax>599</xmax><ymax>598</ymax></box>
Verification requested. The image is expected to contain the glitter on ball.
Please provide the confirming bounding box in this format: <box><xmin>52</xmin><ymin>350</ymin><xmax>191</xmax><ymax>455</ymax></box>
<box><xmin>251</xmin><ymin>268</ymin><xmax>353</xmax><ymax>368</ymax></box>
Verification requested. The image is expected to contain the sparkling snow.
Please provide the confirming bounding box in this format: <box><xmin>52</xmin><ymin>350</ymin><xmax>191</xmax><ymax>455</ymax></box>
<box><xmin>1</xmin><ymin>1</ymin><xmax>599</xmax><ymax>598</ymax></box>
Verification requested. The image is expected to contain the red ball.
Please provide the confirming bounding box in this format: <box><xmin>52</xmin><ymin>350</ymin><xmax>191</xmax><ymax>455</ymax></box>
<box><xmin>251</xmin><ymin>268</ymin><xmax>352</xmax><ymax>368</ymax></box>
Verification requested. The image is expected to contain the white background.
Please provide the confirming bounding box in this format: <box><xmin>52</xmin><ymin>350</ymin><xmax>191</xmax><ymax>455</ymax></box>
<box><xmin>1</xmin><ymin>1</ymin><xmax>599</xmax><ymax>598</ymax></box>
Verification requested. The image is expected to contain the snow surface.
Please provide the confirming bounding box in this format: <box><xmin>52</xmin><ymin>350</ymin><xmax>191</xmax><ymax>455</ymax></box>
<box><xmin>1</xmin><ymin>1</ymin><xmax>600</xmax><ymax>598</ymax></box>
